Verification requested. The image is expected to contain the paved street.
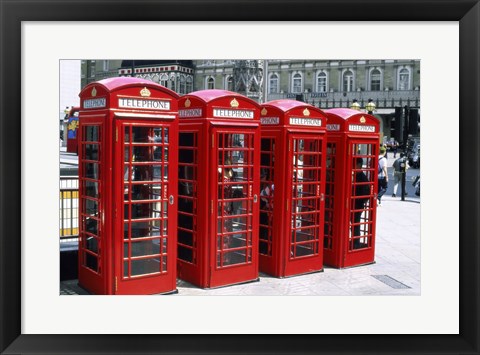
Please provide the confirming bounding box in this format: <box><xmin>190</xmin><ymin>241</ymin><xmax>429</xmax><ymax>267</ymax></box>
<box><xmin>60</xmin><ymin>150</ymin><xmax>420</xmax><ymax>296</ymax></box>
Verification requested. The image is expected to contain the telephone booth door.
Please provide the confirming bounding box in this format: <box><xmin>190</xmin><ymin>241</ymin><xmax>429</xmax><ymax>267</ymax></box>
<box><xmin>78</xmin><ymin>77</ymin><xmax>179</xmax><ymax>295</ymax></box>
<box><xmin>344</xmin><ymin>140</ymin><xmax>377</xmax><ymax>267</ymax></box>
<box><xmin>324</xmin><ymin>108</ymin><xmax>380</xmax><ymax>268</ymax></box>
<box><xmin>284</xmin><ymin>133</ymin><xmax>325</xmax><ymax>276</ymax></box>
<box><xmin>209</xmin><ymin>128</ymin><xmax>260</xmax><ymax>287</ymax></box>
<box><xmin>113</xmin><ymin>122</ymin><xmax>177</xmax><ymax>295</ymax></box>
<box><xmin>176</xmin><ymin>90</ymin><xmax>261</xmax><ymax>289</ymax></box>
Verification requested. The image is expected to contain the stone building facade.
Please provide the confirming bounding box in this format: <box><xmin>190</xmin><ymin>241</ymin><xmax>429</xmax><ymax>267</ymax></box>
<box><xmin>81</xmin><ymin>59</ymin><xmax>420</xmax><ymax>142</ymax></box>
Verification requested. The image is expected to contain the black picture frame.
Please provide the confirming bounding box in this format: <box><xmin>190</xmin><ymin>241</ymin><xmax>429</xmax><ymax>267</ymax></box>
<box><xmin>1</xmin><ymin>1</ymin><xmax>479</xmax><ymax>354</ymax></box>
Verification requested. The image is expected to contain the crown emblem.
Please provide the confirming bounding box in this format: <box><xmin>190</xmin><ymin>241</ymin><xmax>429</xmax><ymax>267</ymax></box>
<box><xmin>360</xmin><ymin>116</ymin><xmax>366</xmax><ymax>123</ymax></box>
<box><xmin>261</xmin><ymin>108</ymin><xmax>268</xmax><ymax>116</ymax></box>
<box><xmin>230</xmin><ymin>98</ymin><xmax>239</xmax><ymax>108</ymax></box>
<box><xmin>91</xmin><ymin>87</ymin><xmax>97</xmax><ymax>97</ymax></box>
<box><xmin>303</xmin><ymin>108</ymin><xmax>310</xmax><ymax>116</ymax></box>
<box><xmin>185</xmin><ymin>98</ymin><xmax>191</xmax><ymax>108</ymax></box>
<box><xmin>140</xmin><ymin>87</ymin><xmax>151</xmax><ymax>97</ymax></box>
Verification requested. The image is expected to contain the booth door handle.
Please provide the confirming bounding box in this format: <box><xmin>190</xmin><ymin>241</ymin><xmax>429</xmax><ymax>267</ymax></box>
<box><xmin>253</xmin><ymin>194</ymin><xmax>258</xmax><ymax>203</ymax></box>
<box><xmin>169</xmin><ymin>195</ymin><xmax>174</xmax><ymax>205</ymax></box>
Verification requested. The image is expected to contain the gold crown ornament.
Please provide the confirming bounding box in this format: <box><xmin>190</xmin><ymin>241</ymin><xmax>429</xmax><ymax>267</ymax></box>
<box><xmin>140</xmin><ymin>87</ymin><xmax>151</xmax><ymax>97</ymax></box>
<box><xmin>230</xmin><ymin>98</ymin><xmax>239</xmax><ymax>108</ymax></box>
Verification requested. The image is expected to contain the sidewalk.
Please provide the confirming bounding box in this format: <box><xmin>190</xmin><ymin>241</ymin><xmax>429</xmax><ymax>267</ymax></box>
<box><xmin>60</xmin><ymin>149</ymin><xmax>421</xmax><ymax>296</ymax></box>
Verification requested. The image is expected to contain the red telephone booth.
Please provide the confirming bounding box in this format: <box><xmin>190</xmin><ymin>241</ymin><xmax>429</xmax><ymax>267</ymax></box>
<box><xmin>324</xmin><ymin>108</ymin><xmax>380</xmax><ymax>268</ymax></box>
<box><xmin>77</xmin><ymin>77</ymin><xmax>179</xmax><ymax>295</ymax></box>
<box><xmin>66</xmin><ymin>106</ymin><xmax>80</xmax><ymax>154</ymax></box>
<box><xmin>258</xmin><ymin>100</ymin><xmax>327</xmax><ymax>277</ymax></box>
<box><xmin>176</xmin><ymin>90</ymin><xmax>260</xmax><ymax>288</ymax></box>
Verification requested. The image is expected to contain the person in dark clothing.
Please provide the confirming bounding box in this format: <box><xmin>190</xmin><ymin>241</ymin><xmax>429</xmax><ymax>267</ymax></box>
<box><xmin>352</xmin><ymin>158</ymin><xmax>370</xmax><ymax>249</ymax></box>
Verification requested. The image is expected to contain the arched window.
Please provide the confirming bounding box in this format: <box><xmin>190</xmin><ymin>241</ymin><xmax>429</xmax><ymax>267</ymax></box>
<box><xmin>226</xmin><ymin>76</ymin><xmax>234</xmax><ymax>91</ymax></box>
<box><xmin>169</xmin><ymin>74</ymin><xmax>176</xmax><ymax>92</ymax></box>
<box><xmin>207</xmin><ymin>77</ymin><xmax>215</xmax><ymax>90</ymax></box>
<box><xmin>316</xmin><ymin>71</ymin><xmax>327</xmax><ymax>92</ymax></box>
<box><xmin>398</xmin><ymin>68</ymin><xmax>410</xmax><ymax>90</ymax></box>
<box><xmin>186</xmin><ymin>76</ymin><xmax>193</xmax><ymax>93</ymax></box>
<box><xmin>269</xmin><ymin>73</ymin><xmax>279</xmax><ymax>93</ymax></box>
<box><xmin>179</xmin><ymin>75</ymin><xmax>186</xmax><ymax>94</ymax></box>
<box><xmin>370</xmin><ymin>69</ymin><xmax>381</xmax><ymax>91</ymax></box>
<box><xmin>159</xmin><ymin>74</ymin><xmax>168</xmax><ymax>88</ymax></box>
<box><xmin>292</xmin><ymin>72</ymin><xmax>302</xmax><ymax>93</ymax></box>
<box><xmin>343</xmin><ymin>70</ymin><xmax>354</xmax><ymax>92</ymax></box>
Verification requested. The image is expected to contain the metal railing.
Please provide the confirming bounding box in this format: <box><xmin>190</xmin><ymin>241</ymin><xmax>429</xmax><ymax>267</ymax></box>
<box><xmin>266</xmin><ymin>90</ymin><xmax>420</xmax><ymax>109</ymax></box>
<box><xmin>60</xmin><ymin>176</ymin><xmax>79</xmax><ymax>242</ymax></box>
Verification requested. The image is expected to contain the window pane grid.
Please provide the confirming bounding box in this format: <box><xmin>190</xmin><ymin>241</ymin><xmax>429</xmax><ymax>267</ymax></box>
<box><xmin>79</xmin><ymin>125</ymin><xmax>102</xmax><ymax>274</ymax></box>
<box><xmin>122</xmin><ymin>125</ymin><xmax>170</xmax><ymax>279</ymax></box>
<box><xmin>260</xmin><ymin>138</ymin><xmax>275</xmax><ymax>257</ymax></box>
<box><xmin>178</xmin><ymin>132</ymin><xmax>198</xmax><ymax>265</ymax></box>
<box><xmin>290</xmin><ymin>137</ymin><xmax>323</xmax><ymax>259</ymax></box>
<box><xmin>216</xmin><ymin>132</ymin><xmax>255</xmax><ymax>267</ymax></box>
<box><xmin>349</xmin><ymin>143</ymin><xmax>375</xmax><ymax>250</ymax></box>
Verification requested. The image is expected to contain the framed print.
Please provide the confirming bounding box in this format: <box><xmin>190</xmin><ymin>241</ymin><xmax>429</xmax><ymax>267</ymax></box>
<box><xmin>1</xmin><ymin>0</ymin><xmax>479</xmax><ymax>354</ymax></box>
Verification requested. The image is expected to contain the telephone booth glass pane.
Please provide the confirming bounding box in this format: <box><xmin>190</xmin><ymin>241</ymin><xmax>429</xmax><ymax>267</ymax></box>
<box><xmin>122</xmin><ymin>125</ymin><xmax>170</xmax><ymax>278</ymax></box>
<box><xmin>177</xmin><ymin>132</ymin><xmax>198</xmax><ymax>264</ymax></box>
<box><xmin>259</xmin><ymin>138</ymin><xmax>275</xmax><ymax>256</ymax></box>
<box><xmin>216</xmin><ymin>132</ymin><xmax>254</xmax><ymax>267</ymax></box>
<box><xmin>349</xmin><ymin>143</ymin><xmax>375</xmax><ymax>251</ymax></box>
<box><xmin>290</xmin><ymin>137</ymin><xmax>323</xmax><ymax>258</ymax></box>
<box><xmin>79</xmin><ymin>125</ymin><xmax>102</xmax><ymax>274</ymax></box>
<box><xmin>324</xmin><ymin>142</ymin><xmax>336</xmax><ymax>250</ymax></box>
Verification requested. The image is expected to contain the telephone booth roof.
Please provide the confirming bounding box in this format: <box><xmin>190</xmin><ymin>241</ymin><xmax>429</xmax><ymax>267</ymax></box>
<box><xmin>178</xmin><ymin>89</ymin><xmax>260</xmax><ymax>121</ymax></box>
<box><xmin>325</xmin><ymin>108</ymin><xmax>379</xmax><ymax>134</ymax></box>
<box><xmin>79</xmin><ymin>77</ymin><xmax>179</xmax><ymax>115</ymax></box>
<box><xmin>80</xmin><ymin>77</ymin><xmax>179</xmax><ymax>98</ymax></box>
<box><xmin>260</xmin><ymin>99</ymin><xmax>327</xmax><ymax>128</ymax></box>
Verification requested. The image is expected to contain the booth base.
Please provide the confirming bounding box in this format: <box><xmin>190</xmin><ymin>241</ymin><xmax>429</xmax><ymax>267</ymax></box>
<box><xmin>178</xmin><ymin>277</ymin><xmax>260</xmax><ymax>290</ymax></box>
<box><xmin>326</xmin><ymin>260</ymin><xmax>376</xmax><ymax>270</ymax></box>
<box><xmin>208</xmin><ymin>277</ymin><xmax>260</xmax><ymax>290</ymax></box>
<box><xmin>273</xmin><ymin>268</ymin><xmax>324</xmax><ymax>279</ymax></box>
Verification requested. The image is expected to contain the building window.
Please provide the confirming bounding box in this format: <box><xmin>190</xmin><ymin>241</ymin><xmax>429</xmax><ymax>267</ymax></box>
<box><xmin>292</xmin><ymin>72</ymin><xmax>302</xmax><ymax>93</ymax></box>
<box><xmin>226</xmin><ymin>76</ymin><xmax>234</xmax><ymax>91</ymax></box>
<box><xmin>103</xmin><ymin>61</ymin><xmax>109</xmax><ymax>72</ymax></box>
<box><xmin>179</xmin><ymin>75</ymin><xmax>186</xmax><ymax>94</ymax></box>
<box><xmin>269</xmin><ymin>73</ymin><xmax>279</xmax><ymax>93</ymax></box>
<box><xmin>398</xmin><ymin>68</ymin><xmax>410</xmax><ymax>90</ymax></box>
<box><xmin>370</xmin><ymin>69</ymin><xmax>381</xmax><ymax>91</ymax></box>
<box><xmin>186</xmin><ymin>76</ymin><xmax>193</xmax><ymax>93</ymax></box>
<box><xmin>316</xmin><ymin>72</ymin><xmax>327</xmax><ymax>92</ymax></box>
<box><xmin>207</xmin><ymin>77</ymin><xmax>215</xmax><ymax>90</ymax></box>
<box><xmin>160</xmin><ymin>74</ymin><xmax>168</xmax><ymax>88</ymax></box>
<box><xmin>343</xmin><ymin>70</ymin><xmax>354</xmax><ymax>92</ymax></box>
<box><xmin>169</xmin><ymin>74</ymin><xmax>176</xmax><ymax>92</ymax></box>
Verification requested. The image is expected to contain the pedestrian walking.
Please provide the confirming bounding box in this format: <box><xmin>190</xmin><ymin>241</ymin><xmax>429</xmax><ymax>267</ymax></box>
<box><xmin>377</xmin><ymin>146</ymin><xmax>388</xmax><ymax>205</ymax></box>
<box><xmin>393</xmin><ymin>140</ymin><xmax>399</xmax><ymax>158</ymax></box>
<box><xmin>392</xmin><ymin>153</ymin><xmax>408</xmax><ymax>197</ymax></box>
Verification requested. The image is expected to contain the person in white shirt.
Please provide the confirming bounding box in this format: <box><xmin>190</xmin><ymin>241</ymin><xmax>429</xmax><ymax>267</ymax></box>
<box><xmin>377</xmin><ymin>146</ymin><xmax>388</xmax><ymax>205</ymax></box>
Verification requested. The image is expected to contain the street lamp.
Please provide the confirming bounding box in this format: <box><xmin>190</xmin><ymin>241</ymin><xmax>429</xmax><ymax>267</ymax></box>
<box><xmin>365</xmin><ymin>98</ymin><xmax>376</xmax><ymax>114</ymax></box>
<box><xmin>350</xmin><ymin>99</ymin><xmax>361</xmax><ymax>110</ymax></box>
